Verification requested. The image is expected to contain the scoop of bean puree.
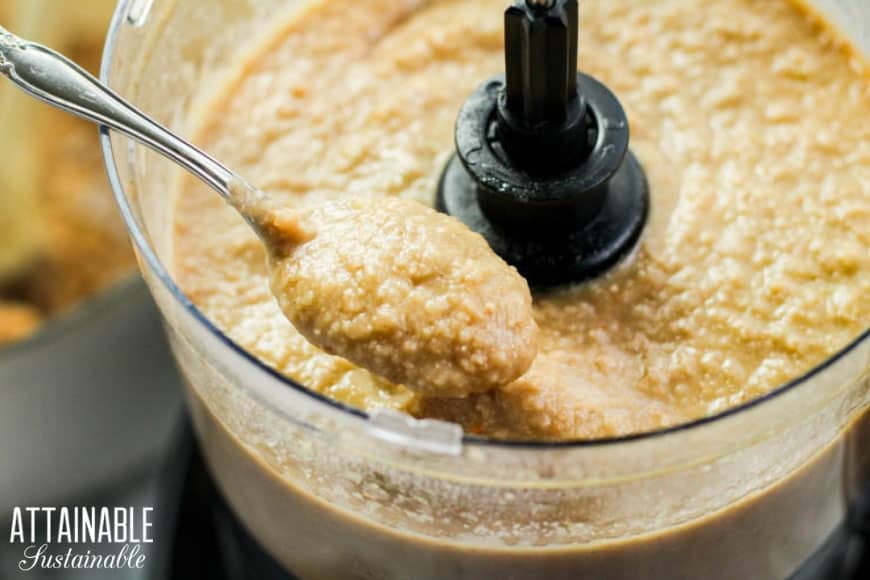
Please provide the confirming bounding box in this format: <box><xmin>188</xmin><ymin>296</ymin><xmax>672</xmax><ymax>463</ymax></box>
<box><xmin>231</xmin><ymin>182</ymin><xmax>539</xmax><ymax>397</ymax></box>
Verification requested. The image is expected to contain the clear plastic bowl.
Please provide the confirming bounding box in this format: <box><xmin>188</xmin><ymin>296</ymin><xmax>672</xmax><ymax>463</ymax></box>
<box><xmin>101</xmin><ymin>1</ymin><xmax>870</xmax><ymax>578</ymax></box>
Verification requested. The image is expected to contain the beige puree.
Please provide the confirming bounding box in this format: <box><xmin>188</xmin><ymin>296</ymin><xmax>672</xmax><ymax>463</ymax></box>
<box><xmin>176</xmin><ymin>0</ymin><xmax>868</xmax><ymax>439</ymax></box>
<box><xmin>230</xmin><ymin>184</ymin><xmax>538</xmax><ymax>397</ymax></box>
<box><xmin>170</xmin><ymin>0</ymin><xmax>869</xmax><ymax>578</ymax></box>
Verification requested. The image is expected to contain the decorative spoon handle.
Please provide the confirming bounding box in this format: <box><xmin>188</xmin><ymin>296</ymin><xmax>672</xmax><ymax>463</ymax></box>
<box><xmin>0</xmin><ymin>25</ymin><xmax>234</xmax><ymax>197</ymax></box>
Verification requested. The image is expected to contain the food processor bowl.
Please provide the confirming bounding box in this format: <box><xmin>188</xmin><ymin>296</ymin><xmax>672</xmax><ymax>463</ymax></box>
<box><xmin>101</xmin><ymin>1</ymin><xmax>869</xmax><ymax>578</ymax></box>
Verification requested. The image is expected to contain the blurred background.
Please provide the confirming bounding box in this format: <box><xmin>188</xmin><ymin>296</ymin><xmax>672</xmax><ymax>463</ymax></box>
<box><xmin>0</xmin><ymin>1</ymin><xmax>182</xmax><ymax>577</ymax></box>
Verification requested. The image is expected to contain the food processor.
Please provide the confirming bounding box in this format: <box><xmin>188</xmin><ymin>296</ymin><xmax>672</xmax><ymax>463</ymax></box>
<box><xmin>100</xmin><ymin>0</ymin><xmax>869</xmax><ymax>578</ymax></box>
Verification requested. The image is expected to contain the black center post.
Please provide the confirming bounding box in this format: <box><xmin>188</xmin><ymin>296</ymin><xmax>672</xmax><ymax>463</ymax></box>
<box><xmin>436</xmin><ymin>0</ymin><xmax>649</xmax><ymax>287</ymax></box>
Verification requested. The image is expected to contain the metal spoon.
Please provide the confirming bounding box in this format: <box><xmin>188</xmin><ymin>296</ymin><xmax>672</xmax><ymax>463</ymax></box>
<box><xmin>0</xmin><ymin>25</ymin><xmax>539</xmax><ymax>396</ymax></box>
<box><xmin>0</xmin><ymin>25</ymin><xmax>236</xmax><ymax>198</ymax></box>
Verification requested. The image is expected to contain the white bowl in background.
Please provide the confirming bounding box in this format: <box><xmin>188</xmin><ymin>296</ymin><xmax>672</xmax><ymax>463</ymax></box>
<box><xmin>0</xmin><ymin>277</ymin><xmax>182</xmax><ymax>514</ymax></box>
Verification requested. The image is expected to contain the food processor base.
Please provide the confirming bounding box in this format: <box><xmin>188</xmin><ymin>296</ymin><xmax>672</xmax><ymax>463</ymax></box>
<box><xmin>152</xmin><ymin>419</ymin><xmax>869</xmax><ymax>580</ymax></box>
<box><xmin>167</xmin><ymin>449</ymin><xmax>291</xmax><ymax>580</ymax></box>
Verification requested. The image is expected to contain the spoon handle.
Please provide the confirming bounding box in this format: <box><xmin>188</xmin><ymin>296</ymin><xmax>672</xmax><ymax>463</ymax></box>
<box><xmin>0</xmin><ymin>25</ymin><xmax>234</xmax><ymax>197</ymax></box>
